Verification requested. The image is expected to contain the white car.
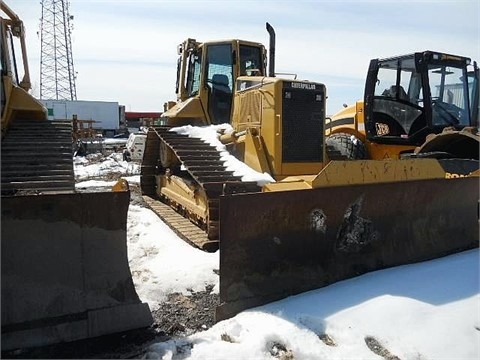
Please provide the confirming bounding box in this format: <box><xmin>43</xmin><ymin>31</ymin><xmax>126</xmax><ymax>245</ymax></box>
<box><xmin>123</xmin><ymin>133</ymin><xmax>146</xmax><ymax>162</ymax></box>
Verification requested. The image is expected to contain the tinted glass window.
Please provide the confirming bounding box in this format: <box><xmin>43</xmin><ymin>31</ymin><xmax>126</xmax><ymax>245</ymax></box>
<box><xmin>239</xmin><ymin>45</ymin><xmax>263</xmax><ymax>76</ymax></box>
<box><xmin>429</xmin><ymin>65</ymin><xmax>469</xmax><ymax>126</ymax></box>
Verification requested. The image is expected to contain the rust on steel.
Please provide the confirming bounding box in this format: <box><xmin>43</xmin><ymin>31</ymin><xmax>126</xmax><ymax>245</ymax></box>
<box><xmin>1</xmin><ymin>191</ymin><xmax>153</xmax><ymax>350</ymax></box>
<box><xmin>216</xmin><ymin>176</ymin><xmax>479</xmax><ymax>321</ymax></box>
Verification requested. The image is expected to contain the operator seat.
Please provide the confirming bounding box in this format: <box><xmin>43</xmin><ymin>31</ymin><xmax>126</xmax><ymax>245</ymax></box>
<box><xmin>212</xmin><ymin>74</ymin><xmax>230</xmax><ymax>93</ymax></box>
<box><xmin>209</xmin><ymin>74</ymin><xmax>232</xmax><ymax>124</ymax></box>
<box><xmin>383</xmin><ymin>85</ymin><xmax>409</xmax><ymax>101</ymax></box>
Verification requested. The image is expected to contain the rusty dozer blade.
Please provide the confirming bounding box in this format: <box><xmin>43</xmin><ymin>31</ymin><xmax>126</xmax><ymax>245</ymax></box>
<box><xmin>216</xmin><ymin>176</ymin><xmax>479</xmax><ymax>321</ymax></box>
<box><xmin>1</xmin><ymin>191</ymin><xmax>153</xmax><ymax>351</ymax></box>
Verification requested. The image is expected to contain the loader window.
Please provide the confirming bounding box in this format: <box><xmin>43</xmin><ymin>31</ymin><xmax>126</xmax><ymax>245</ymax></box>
<box><xmin>467</xmin><ymin>70</ymin><xmax>478</xmax><ymax>122</ymax></box>
<box><xmin>372</xmin><ymin>58</ymin><xmax>424</xmax><ymax>138</ymax></box>
<box><xmin>375</xmin><ymin>58</ymin><xmax>419</xmax><ymax>103</ymax></box>
<box><xmin>429</xmin><ymin>65</ymin><xmax>470</xmax><ymax>126</ymax></box>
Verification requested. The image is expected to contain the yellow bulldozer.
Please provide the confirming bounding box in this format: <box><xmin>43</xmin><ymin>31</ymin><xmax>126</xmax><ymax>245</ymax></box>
<box><xmin>141</xmin><ymin>24</ymin><xmax>328</xmax><ymax>250</ymax></box>
<box><xmin>140</xmin><ymin>24</ymin><xmax>478</xmax><ymax>321</ymax></box>
<box><xmin>1</xmin><ymin>2</ymin><xmax>152</xmax><ymax>351</ymax></box>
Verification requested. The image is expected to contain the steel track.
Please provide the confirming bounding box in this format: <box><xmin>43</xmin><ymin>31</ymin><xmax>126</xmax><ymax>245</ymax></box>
<box><xmin>141</xmin><ymin>126</ymin><xmax>260</xmax><ymax>251</ymax></box>
<box><xmin>1</xmin><ymin>120</ymin><xmax>75</xmax><ymax>195</ymax></box>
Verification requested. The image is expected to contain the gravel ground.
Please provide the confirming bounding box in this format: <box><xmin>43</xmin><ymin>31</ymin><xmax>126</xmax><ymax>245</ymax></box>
<box><xmin>1</xmin><ymin>156</ymin><xmax>219</xmax><ymax>359</ymax></box>
<box><xmin>2</xmin><ymin>287</ymin><xmax>219</xmax><ymax>359</ymax></box>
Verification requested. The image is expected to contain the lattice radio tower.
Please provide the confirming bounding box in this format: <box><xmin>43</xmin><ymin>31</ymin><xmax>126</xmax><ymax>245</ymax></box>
<box><xmin>39</xmin><ymin>0</ymin><xmax>77</xmax><ymax>100</ymax></box>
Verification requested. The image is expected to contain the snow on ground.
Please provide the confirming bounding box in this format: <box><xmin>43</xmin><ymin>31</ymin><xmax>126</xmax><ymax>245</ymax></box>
<box><xmin>74</xmin><ymin>152</ymin><xmax>140</xmax><ymax>181</ymax></box>
<box><xmin>147</xmin><ymin>249</ymin><xmax>479</xmax><ymax>360</ymax></box>
<box><xmin>74</xmin><ymin>176</ymin><xmax>219</xmax><ymax>311</ymax></box>
<box><xmin>77</xmin><ymin>176</ymin><xmax>480</xmax><ymax>359</ymax></box>
<box><xmin>73</xmin><ymin>127</ymin><xmax>480</xmax><ymax>359</ymax></box>
<box><xmin>73</xmin><ymin>156</ymin><xmax>218</xmax><ymax>311</ymax></box>
<box><xmin>126</xmin><ymin>204</ymin><xmax>218</xmax><ymax>310</ymax></box>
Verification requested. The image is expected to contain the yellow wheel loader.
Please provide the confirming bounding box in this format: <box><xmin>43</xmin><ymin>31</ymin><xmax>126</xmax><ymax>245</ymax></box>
<box><xmin>1</xmin><ymin>3</ymin><xmax>152</xmax><ymax>351</ymax></box>
<box><xmin>325</xmin><ymin>51</ymin><xmax>479</xmax><ymax>171</ymax></box>
<box><xmin>140</xmin><ymin>24</ymin><xmax>478</xmax><ymax>321</ymax></box>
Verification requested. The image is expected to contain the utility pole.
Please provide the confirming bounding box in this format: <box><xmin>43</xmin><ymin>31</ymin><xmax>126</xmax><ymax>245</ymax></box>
<box><xmin>39</xmin><ymin>0</ymin><xmax>77</xmax><ymax>100</ymax></box>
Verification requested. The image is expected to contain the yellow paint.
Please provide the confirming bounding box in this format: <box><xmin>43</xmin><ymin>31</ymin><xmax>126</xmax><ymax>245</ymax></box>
<box><xmin>311</xmin><ymin>159</ymin><xmax>446</xmax><ymax>188</ymax></box>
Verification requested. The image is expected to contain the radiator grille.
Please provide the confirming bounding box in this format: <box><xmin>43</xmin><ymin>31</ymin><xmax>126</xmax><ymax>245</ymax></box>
<box><xmin>282</xmin><ymin>83</ymin><xmax>325</xmax><ymax>162</ymax></box>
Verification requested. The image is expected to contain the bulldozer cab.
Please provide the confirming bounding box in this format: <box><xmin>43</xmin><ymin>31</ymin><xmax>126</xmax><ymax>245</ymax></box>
<box><xmin>364</xmin><ymin>51</ymin><xmax>478</xmax><ymax>145</ymax></box>
<box><xmin>167</xmin><ymin>38</ymin><xmax>266</xmax><ymax>125</ymax></box>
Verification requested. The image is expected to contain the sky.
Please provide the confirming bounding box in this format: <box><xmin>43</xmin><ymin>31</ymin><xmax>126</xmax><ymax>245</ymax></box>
<box><xmin>11</xmin><ymin>0</ymin><xmax>480</xmax><ymax>115</ymax></box>
<box><xmin>73</xmin><ymin>126</ymin><xmax>480</xmax><ymax>360</ymax></box>
<box><xmin>74</xmin><ymin>157</ymin><xmax>479</xmax><ymax>360</ymax></box>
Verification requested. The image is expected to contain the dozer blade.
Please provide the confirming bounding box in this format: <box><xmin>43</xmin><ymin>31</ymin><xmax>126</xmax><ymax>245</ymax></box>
<box><xmin>216</xmin><ymin>176</ymin><xmax>479</xmax><ymax>321</ymax></box>
<box><xmin>1</xmin><ymin>191</ymin><xmax>153</xmax><ymax>351</ymax></box>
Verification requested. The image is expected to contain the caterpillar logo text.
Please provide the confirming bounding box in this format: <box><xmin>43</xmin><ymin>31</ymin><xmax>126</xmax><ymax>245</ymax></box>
<box><xmin>290</xmin><ymin>82</ymin><xmax>317</xmax><ymax>90</ymax></box>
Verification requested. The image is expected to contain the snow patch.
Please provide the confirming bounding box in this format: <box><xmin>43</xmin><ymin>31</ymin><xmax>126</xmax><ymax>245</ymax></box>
<box><xmin>170</xmin><ymin>124</ymin><xmax>275</xmax><ymax>186</ymax></box>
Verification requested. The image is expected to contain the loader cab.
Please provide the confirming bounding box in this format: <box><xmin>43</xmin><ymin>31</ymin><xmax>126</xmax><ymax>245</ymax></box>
<box><xmin>177</xmin><ymin>39</ymin><xmax>266</xmax><ymax>125</ymax></box>
<box><xmin>364</xmin><ymin>51</ymin><xmax>478</xmax><ymax>145</ymax></box>
<box><xmin>467</xmin><ymin>66</ymin><xmax>479</xmax><ymax>126</ymax></box>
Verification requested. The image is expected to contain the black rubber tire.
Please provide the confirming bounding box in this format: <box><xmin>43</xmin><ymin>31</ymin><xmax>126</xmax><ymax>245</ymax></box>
<box><xmin>325</xmin><ymin>133</ymin><xmax>367</xmax><ymax>160</ymax></box>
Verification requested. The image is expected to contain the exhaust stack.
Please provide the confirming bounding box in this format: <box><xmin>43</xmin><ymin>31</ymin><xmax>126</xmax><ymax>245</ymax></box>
<box><xmin>266</xmin><ymin>22</ymin><xmax>275</xmax><ymax>77</ymax></box>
